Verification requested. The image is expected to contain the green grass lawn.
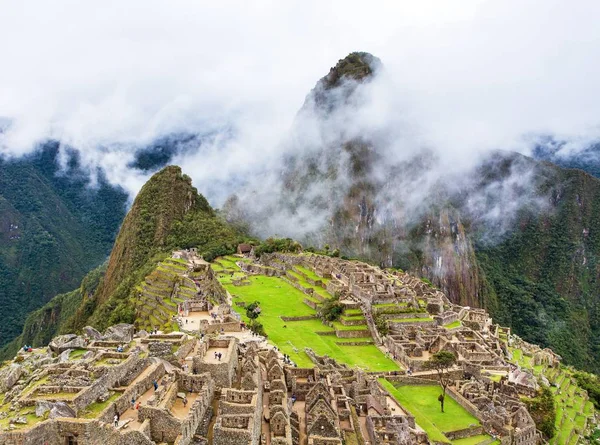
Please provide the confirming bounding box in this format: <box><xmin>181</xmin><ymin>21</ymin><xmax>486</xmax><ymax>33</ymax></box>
<box><xmin>69</xmin><ymin>348</ymin><xmax>88</xmax><ymax>360</ymax></box>
<box><xmin>79</xmin><ymin>392</ymin><xmax>122</xmax><ymax>418</ymax></box>
<box><xmin>379</xmin><ymin>380</ymin><xmax>480</xmax><ymax>443</ymax></box>
<box><xmin>224</xmin><ymin>275</ymin><xmax>398</xmax><ymax>371</ymax></box>
<box><xmin>344</xmin><ymin>308</ymin><xmax>363</xmax><ymax>316</ymax></box>
<box><xmin>295</xmin><ymin>265</ymin><xmax>329</xmax><ymax>283</ymax></box>
<box><xmin>444</xmin><ymin>320</ymin><xmax>462</xmax><ymax>329</ymax></box>
<box><xmin>451</xmin><ymin>434</ymin><xmax>494</xmax><ymax>445</ymax></box>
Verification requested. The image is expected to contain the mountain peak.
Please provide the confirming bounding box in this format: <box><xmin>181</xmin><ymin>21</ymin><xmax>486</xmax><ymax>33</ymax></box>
<box><xmin>95</xmin><ymin>165</ymin><xmax>208</xmax><ymax>305</ymax></box>
<box><xmin>320</xmin><ymin>52</ymin><xmax>381</xmax><ymax>89</ymax></box>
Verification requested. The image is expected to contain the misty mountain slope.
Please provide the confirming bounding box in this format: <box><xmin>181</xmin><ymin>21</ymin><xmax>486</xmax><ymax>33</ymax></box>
<box><xmin>0</xmin><ymin>143</ymin><xmax>126</xmax><ymax>348</ymax></box>
<box><xmin>478</xmin><ymin>164</ymin><xmax>600</xmax><ymax>370</ymax></box>
<box><xmin>2</xmin><ymin>166</ymin><xmax>245</xmax><ymax>353</ymax></box>
<box><xmin>225</xmin><ymin>52</ymin><xmax>600</xmax><ymax>372</ymax></box>
<box><xmin>533</xmin><ymin>139</ymin><xmax>600</xmax><ymax>178</ymax></box>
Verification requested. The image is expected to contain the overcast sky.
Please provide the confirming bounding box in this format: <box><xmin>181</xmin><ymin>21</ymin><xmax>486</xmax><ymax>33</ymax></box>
<box><xmin>1</xmin><ymin>0</ymin><xmax>599</xmax><ymax>199</ymax></box>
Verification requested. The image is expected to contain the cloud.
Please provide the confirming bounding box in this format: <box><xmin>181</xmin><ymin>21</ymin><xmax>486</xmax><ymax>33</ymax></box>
<box><xmin>1</xmin><ymin>0</ymin><xmax>600</xmax><ymax>211</ymax></box>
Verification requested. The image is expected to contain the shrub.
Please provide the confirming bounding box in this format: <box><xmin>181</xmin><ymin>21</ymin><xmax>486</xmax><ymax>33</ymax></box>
<box><xmin>246</xmin><ymin>301</ymin><xmax>262</xmax><ymax>320</ymax></box>
<box><xmin>319</xmin><ymin>297</ymin><xmax>344</xmax><ymax>322</ymax></box>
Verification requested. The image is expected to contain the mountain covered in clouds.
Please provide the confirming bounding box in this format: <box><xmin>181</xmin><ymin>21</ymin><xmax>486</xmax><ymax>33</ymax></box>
<box><xmin>226</xmin><ymin>52</ymin><xmax>600</xmax><ymax>372</ymax></box>
<box><xmin>2</xmin><ymin>52</ymin><xmax>600</xmax><ymax>373</ymax></box>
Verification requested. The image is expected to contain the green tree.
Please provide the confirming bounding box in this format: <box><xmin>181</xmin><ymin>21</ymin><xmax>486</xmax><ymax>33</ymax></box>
<box><xmin>423</xmin><ymin>351</ymin><xmax>457</xmax><ymax>412</ymax></box>
<box><xmin>246</xmin><ymin>301</ymin><xmax>262</xmax><ymax>320</ymax></box>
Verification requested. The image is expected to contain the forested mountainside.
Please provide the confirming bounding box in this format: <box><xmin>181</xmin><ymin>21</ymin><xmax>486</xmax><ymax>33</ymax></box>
<box><xmin>224</xmin><ymin>52</ymin><xmax>600</xmax><ymax>373</ymax></box>
<box><xmin>533</xmin><ymin>140</ymin><xmax>600</xmax><ymax>179</ymax></box>
<box><xmin>0</xmin><ymin>166</ymin><xmax>244</xmax><ymax>359</ymax></box>
<box><xmin>0</xmin><ymin>143</ymin><xmax>127</xmax><ymax>349</ymax></box>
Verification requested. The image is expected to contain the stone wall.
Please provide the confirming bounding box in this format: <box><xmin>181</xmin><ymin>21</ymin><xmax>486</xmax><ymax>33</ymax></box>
<box><xmin>73</xmin><ymin>354</ymin><xmax>142</xmax><ymax>413</ymax></box>
<box><xmin>445</xmin><ymin>426</ymin><xmax>484</xmax><ymax>440</ymax></box>
<box><xmin>202</xmin><ymin>320</ymin><xmax>241</xmax><ymax>334</ymax></box>
<box><xmin>281</xmin><ymin>315</ymin><xmax>318</xmax><ymax>322</ymax></box>
<box><xmin>193</xmin><ymin>338</ymin><xmax>239</xmax><ymax>387</ymax></box>
<box><xmin>334</xmin><ymin>329</ymin><xmax>371</xmax><ymax>338</ymax></box>
<box><xmin>175</xmin><ymin>338</ymin><xmax>197</xmax><ymax>362</ymax></box>
<box><xmin>98</xmin><ymin>362</ymin><xmax>165</xmax><ymax>423</ymax></box>
<box><xmin>138</xmin><ymin>404</ymin><xmax>182</xmax><ymax>443</ymax></box>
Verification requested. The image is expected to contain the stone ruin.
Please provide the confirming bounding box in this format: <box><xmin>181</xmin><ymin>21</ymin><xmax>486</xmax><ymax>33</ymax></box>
<box><xmin>0</xmin><ymin>252</ymin><xmax>583</xmax><ymax>445</ymax></box>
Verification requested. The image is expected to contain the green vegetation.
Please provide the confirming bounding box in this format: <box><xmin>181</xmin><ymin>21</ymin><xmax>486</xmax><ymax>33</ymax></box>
<box><xmin>573</xmin><ymin>370</ymin><xmax>600</xmax><ymax>410</ymax></box>
<box><xmin>319</xmin><ymin>297</ymin><xmax>345</xmax><ymax>321</ymax></box>
<box><xmin>478</xmin><ymin>165</ymin><xmax>600</xmax><ymax>373</ymax></box>
<box><xmin>524</xmin><ymin>385</ymin><xmax>556</xmax><ymax>439</ymax></box>
<box><xmin>379</xmin><ymin>380</ymin><xmax>480</xmax><ymax>443</ymax></box>
<box><xmin>79</xmin><ymin>392</ymin><xmax>122</xmax><ymax>418</ymax></box>
<box><xmin>451</xmin><ymin>435</ymin><xmax>497</xmax><ymax>445</ymax></box>
<box><xmin>254</xmin><ymin>237</ymin><xmax>302</xmax><ymax>257</ymax></box>
<box><xmin>0</xmin><ymin>144</ymin><xmax>126</xmax><ymax>356</ymax></box>
<box><xmin>423</xmin><ymin>351</ymin><xmax>458</xmax><ymax>413</ymax></box>
<box><xmin>506</xmin><ymin>346</ymin><xmax>596</xmax><ymax>444</ymax></box>
<box><xmin>444</xmin><ymin>320</ymin><xmax>462</xmax><ymax>329</ymax></box>
<box><xmin>221</xmin><ymin>267</ymin><xmax>398</xmax><ymax>371</ymax></box>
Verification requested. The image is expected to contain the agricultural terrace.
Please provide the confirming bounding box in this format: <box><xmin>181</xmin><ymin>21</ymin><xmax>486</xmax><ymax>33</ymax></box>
<box><xmin>507</xmin><ymin>346</ymin><xmax>595</xmax><ymax>445</ymax></box>
<box><xmin>379</xmin><ymin>380</ymin><xmax>488</xmax><ymax>444</ymax></box>
<box><xmin>214</xmin><ymin>256</ymin><xmax>398</xmax><ymax>371</ymax></box>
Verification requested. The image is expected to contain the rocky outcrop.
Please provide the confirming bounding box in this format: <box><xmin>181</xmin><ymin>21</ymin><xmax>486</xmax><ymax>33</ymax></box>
<box><xmin>48</xmin><ymin>334</ymin><xmax>86</xmax><ymax>353</ymax></box>
<box><xmin>0</xmin><ymin>364</ymin><xmax>24</xmax><ymax>392</ymax></box>
<box><xmin>102</xmin><ymin>324</ymin><xmax>135</xmax><ymax>343</ymax></box>
<box><xmin>83</xmin><ymin>326</ymin><xmax>102</xmax><ymax>340</ymax></box>
<box><xmin>49</xmin><ymin>402</ymin><xmax>76</xmax><ymax>419</ymax></box>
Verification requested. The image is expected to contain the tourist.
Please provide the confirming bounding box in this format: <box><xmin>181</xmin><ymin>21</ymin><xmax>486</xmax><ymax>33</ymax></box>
<box><xmin>131</xmin><ymin>397</ymin><xmax>135</xmax><ymax>409</ymax></box>
<box><xmin>214</xmin><ymin>351</ymin><xmax>218</xmax><ymax>359</ymax></box>
<box><xmin>153</xmin><ymin>380</ymin><xmax>158</xmax><ymax>391</ymax></box>
<box><xmin>183</xmin><ymin>397</ymin><xmax>188</xmax><ymax>407</ymax></box>
<box><xmin>218</xmin><ymin>352</ymin><xmax>222</xmax><ymax>361</ymax></box>
<box><xmin>135</xmin><ymin>401</ymin><xmax>141</xmax><ymax>410</ymax></box>
<box><xmin>114</xmin><ymin>414</ymin><xmax>118</xmax><ymax>427</ymax></box>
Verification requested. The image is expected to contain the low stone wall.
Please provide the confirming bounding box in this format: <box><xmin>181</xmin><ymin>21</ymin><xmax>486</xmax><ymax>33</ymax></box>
<box><xmin>283</xmin><ymin>276</ymin><xmax>316</xmax><ymax>297</ymax></box>
<box><xmin>280</xmin><ymin>315</ymin><xmax>317</xmax><ymax>322</ymax></box>
<box><xmin>315</xmin><ymin>331</ymin><xmax>336</xmax><ymax>336</ymax></box>
<box><xmin>446</xmin><ymin>386</ymin><xmax>483</xmax><ymax>420</ymax></box>
<box><xmin>384</xmin><ymin>376</ymin><xmax>438</xmax><ymax>386</ymax></box>
<box><xmin>303</xmin><ymin>299</ymin><xmax>319</xmax><ymax>310</ymax></box>
<box><xmin>98</xmin><ymin>361</ymin><xmax>166</xmax><ymax>423</ymax></box>
<box><xmin>73</xmin><ymin>353</ymin><xmax>142</xmax><ymax>413</ymax></box>
<box><xmin>335</xmin><ymin>329</ymin><xmax>371</xmax><ymax>338</ymax></box>
<box><xmin>389</xmin><ymin>320</ymin><xmax>434</xmax><ymax>329</ymax></box>
<box><xmin>335</xmin><ymin>341</ymin><xmax>374</xmax><ymax>346</ymax></box>
<box><xmin>445</xmin><ymin>425</ymin><xmax>484</xmax><ymax>440</ymax></box>
<box><xmin>0</xmin><ymin>417</ymin><xmax>156</xmax><ymax>445</ymax></box>
<box><xmin>340</xmin><ymin>317</ymin><xmax>367</xmax><ymax>326</ymax></box>
<box><xmin>139</xmin><ymin>404</ymin><xmax>182</xmax><ymax>443</ymax></box>
<box><xmin>175</xmin><ymin>338</ymin><xmax>197</xmax><ymax>362</ymax></box>
<box><xmin>202</xmin><ymin>320</ymin><xmax>242</xmax><ymax>334</ymax></box>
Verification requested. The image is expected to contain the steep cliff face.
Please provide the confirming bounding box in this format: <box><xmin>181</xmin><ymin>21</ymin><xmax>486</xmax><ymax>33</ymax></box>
<box><xmin>407</xmin><ymin>208</ymin><xmax>482</xmax><ymax>307</ymax></box>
